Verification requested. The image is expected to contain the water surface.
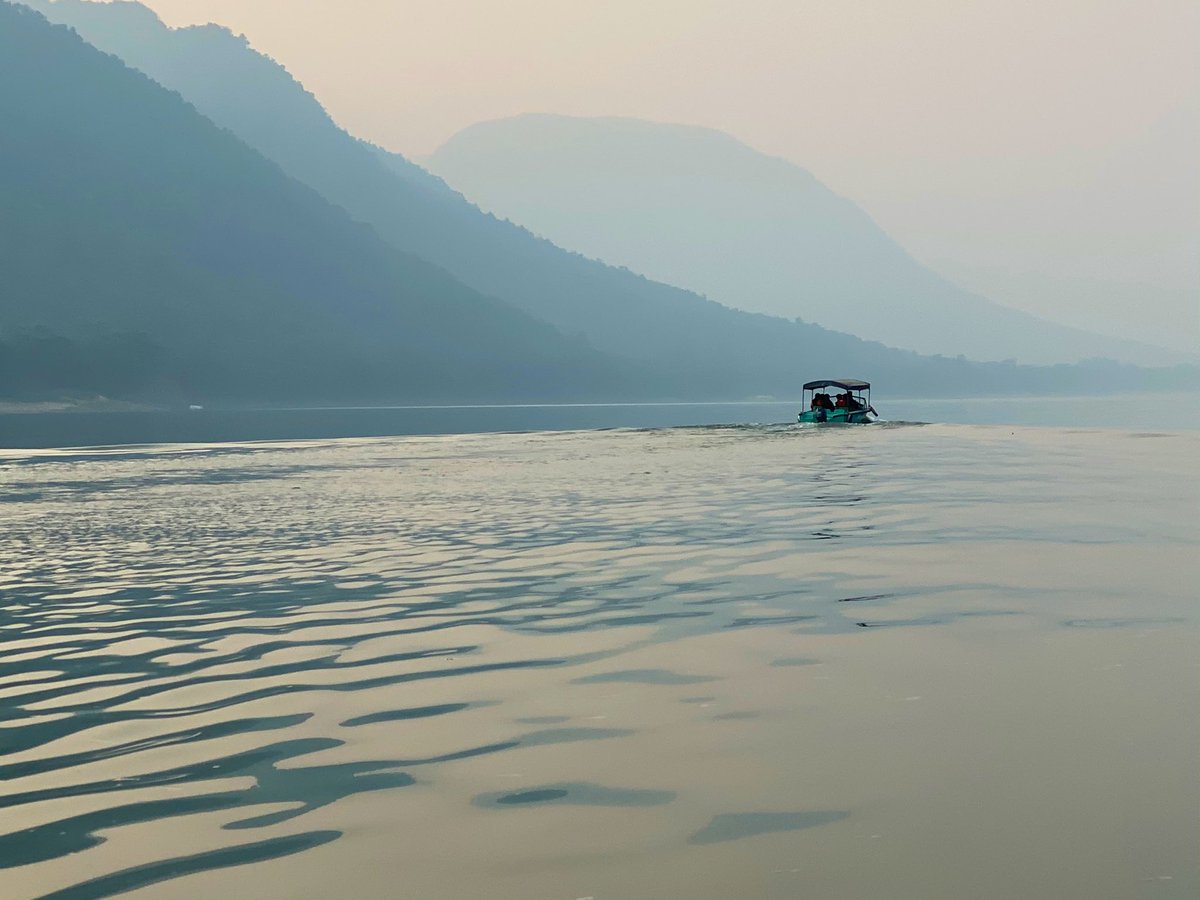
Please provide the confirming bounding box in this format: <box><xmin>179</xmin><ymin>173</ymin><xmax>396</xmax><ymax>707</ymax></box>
<box><xmin>3</xmin><ymin>391</ymin><xmax>1197</xmax><ymax>449</ymax></box>
<box><xmin>1</xmin><ymin>423</ymin><xmax>1196</xmax><ymax>898</ymax></box>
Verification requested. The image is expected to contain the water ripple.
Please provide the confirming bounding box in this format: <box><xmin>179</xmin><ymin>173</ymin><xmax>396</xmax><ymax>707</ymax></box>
<box><xmin>2</xmin><ymin>424</ymin><xmax>1197</xmax><ymax>896</ymax></box>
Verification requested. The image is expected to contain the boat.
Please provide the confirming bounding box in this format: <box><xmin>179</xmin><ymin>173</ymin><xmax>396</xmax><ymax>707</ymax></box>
<box><xmin>797</xmin><ymin>379</ymin><xmax>877</xmax><ymax>424</ymax></box>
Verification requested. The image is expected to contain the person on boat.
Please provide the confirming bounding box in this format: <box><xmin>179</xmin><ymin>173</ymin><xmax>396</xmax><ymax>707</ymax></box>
<box><xmin>834</xmin><ymin>393</ymin><xmax>847</xmax><ymax>409</ymax></box>
<box><xmin>844</xmin><ymin>393</ymin><xmax>863</xmax><ymax>411</ymax></box>
<box><xmin>816</xmin><ymin>393</ymin><xmax>834</xmax><ymax>410</ymax></box>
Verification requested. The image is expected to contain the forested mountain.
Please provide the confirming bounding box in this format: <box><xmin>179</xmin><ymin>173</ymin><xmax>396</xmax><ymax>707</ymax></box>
<box><xmin>18</xmin><ymin>0</ymin><xmax>1172</xmax><ymax>402</ymax></box>
<box><xmin>7</xmin><ymin>0</ymin><xmax>1194</xmax><ymax>404</ymax></box>
<box><xmin>427</xmin><ymin>115</ymin><xmax>1176</xmax><ymax>367</ymax></box>
<box><xmin>0</xmin><ymin>1</ymin><xmax>620</xmax><ymax>403</ymax></box>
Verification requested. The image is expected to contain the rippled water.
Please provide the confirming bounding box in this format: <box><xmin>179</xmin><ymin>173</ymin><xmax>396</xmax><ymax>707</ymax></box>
<box><xmin>2</xmin><ymin>423</ymin><xmax>1197</xmax><ymax>898</ymax></box>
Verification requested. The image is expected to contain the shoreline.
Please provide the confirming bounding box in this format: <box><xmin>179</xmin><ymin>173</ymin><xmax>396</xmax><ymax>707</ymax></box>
<box><xmin>0</xmin><ymin>389</ymin><xmax>1191</xmax><ymax>416</ymax></box>
<box><xmin>0</xmin><ymin>398</ymin><xmax>163</xmax><ymax>415</ymax></box>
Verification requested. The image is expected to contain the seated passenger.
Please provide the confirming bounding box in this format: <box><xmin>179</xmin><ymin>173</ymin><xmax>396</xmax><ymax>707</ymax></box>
<box><xmin>817</xmin><ymin>393</ymin><xmax>834</xmax><ymax>410</ymax></box>
<box><xmin>844</xmin><ymin>393</ymin><xmax>863</xmax><ymax>411</ymax></box>
<box><xmin>834</xmin><ymin>393</ymin><xmax>847</xmax><ymax>409</ymax></box>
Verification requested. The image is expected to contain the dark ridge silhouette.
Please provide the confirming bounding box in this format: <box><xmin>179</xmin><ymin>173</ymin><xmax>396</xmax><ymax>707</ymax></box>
<box><xmin>8</xmin><ymin>0</ymin><xmax>1197</xmax><ymax>403</ymax></box>
<box><xmin>0</xmin><ymin>1</ymin><xmax>627</xmax><ymax>404</ymax></box>
<box><xmin>22</xmin><ymin>0</ymin><xmax>1197</xmax><ymax>402</ymax></box>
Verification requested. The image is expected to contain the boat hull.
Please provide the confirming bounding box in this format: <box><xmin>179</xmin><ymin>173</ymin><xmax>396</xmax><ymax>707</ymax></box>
<box><xmin>797</xmin><ymin>408</ymin><xmax>874</xmax><ymax>424</ymax></box>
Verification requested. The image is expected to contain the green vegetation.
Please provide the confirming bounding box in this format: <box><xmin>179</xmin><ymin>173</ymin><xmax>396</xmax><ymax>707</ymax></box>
<box><xmin>0</xmin><ymin>2</ymin><xmax>621</xmax><ymax>403</ymax></box>
<box><xmin>0</xmin><ymin>328</ymin><xmax>167</xmax><ymax>399</ymax></box>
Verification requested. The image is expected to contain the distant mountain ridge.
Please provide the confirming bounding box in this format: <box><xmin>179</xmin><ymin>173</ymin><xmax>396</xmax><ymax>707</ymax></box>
<box><xmin>427</xmin><ymin>114</ymin><xmax>1182</xmax><ymax>367</ymax></box>
<box><xmin>0</xmin><ymin>1</ymin><xmax>620</xmax><ymax>402</ymax></box>
<box><xmin>11</xmin><ymin>0</ymin><xmax>1195</xmax><ymax>403</ymax></box>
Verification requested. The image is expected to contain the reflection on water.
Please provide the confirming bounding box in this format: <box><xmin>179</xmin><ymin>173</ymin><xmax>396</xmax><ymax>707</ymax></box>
<box><xmin>2</xmin><ymin>391</ymin><xmax>1197</xmax><ymax>450</ymax></box>
<box><xmin>474</xmin><ymin>783</ymin><xmax>677</xmax><ymax>809</ymax></box>
<box><xmin>689</xmin><ymin>811</ymin><xmax>851</xmax><ymax>845</ymax></box>
<box><xmin>1</xmin><ymin>424</ymin><xmax>1197</xmax><ymax>898</ymax></box>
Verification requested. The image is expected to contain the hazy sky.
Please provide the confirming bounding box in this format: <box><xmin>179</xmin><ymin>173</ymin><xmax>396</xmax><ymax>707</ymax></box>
<box><xmin>132</xmin><ymin>0</ymin><xmax>1197</xmax><ymax>350</ymax></box>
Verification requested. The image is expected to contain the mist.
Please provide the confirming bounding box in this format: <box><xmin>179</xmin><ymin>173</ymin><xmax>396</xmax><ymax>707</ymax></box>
<box><xmin>130</xmin><ymin>0</ymin><xmax>1199</xmax><ymax>351</ymax></box>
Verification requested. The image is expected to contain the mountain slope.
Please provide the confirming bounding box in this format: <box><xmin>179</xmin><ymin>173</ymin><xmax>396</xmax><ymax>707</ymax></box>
<box><xmin>21</xmin><ymin>0</ymin><xmax>1194</xmax><ymax>401</ymax></box>
<box><xmin>0</xmin><ymin>1</ymin><xmax>617</xmax><ymax>403</ymax></box>
<box><xmin>427</xmin><ymin>114</ymin><xmax>1176</xmax><ymax>366</ymax></box>
<box><xmin>9</xmin><ymin>0</ymin><xmax>1076</xmax><ymax>400</ymax></box>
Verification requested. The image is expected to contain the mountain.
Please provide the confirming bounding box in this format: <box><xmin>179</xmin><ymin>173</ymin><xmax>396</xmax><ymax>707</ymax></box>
<box><xmin>15</xmin><ymin>0</ymin><xmax>1194</xmax><ymax>403</ymax></box>
<box><xmin>0</xmin><ymin>1</ymin><xmax>622</xmax><ymax>404</ymax></box>
<box><xmin>426</xmin><ymin>114</ymin><xmax>1180</xmax><ymax>367</ymax></box>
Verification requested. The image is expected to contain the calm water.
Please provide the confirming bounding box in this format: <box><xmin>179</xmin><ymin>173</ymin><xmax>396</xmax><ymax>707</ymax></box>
<box><xmin>1</xmin><ymin>423</ymin><xmax>1197</xmax><ymax>898</ymax></box>
<box><xmin>2</xmin><ymin>392</ymin><xmax>1198</xmax><ymax>449</ymax></box>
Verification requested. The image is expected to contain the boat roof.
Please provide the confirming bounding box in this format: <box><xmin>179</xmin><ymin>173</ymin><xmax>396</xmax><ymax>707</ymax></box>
<box><xmin>802</xmin><ymin>378</ymin><xmax>871</xmax><ymax>392</ymax></box>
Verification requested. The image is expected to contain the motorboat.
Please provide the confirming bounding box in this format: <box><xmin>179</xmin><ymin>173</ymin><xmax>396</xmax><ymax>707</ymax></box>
<box><xmin>798</xmin><ymin>379</ymin><xmax>877</xmax><ymax>424</ymax></box>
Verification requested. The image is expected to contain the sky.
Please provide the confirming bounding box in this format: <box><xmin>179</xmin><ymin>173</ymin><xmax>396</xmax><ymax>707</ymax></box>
<box><xmin>130</xmin><ymin>0</ymin><xmax>1197</xmax><ymax>351</ymax></box>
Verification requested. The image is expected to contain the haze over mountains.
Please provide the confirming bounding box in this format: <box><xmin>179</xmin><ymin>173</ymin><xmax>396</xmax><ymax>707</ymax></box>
<box><xmin>428</xmin><ymin>115</ymin><xmax>1185</xmax><ymax>367</ymax></box>
<box><xmin>4</xmin><ymin>0</ymin><xmax>1194</xmax><ymax>406</ymax></box>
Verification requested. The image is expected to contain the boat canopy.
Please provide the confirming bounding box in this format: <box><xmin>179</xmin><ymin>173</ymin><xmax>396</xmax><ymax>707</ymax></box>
<box><xmin>802</xmin><ymin>379</ymin><xmax>870</xmax><ymax>392</ymax></box>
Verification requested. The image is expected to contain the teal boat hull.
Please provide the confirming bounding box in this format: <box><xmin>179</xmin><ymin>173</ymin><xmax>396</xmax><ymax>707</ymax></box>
<box><xmin>797</xmin><ymin>408</ymin><xmax>875</xmax><ymax>424</ymax></box>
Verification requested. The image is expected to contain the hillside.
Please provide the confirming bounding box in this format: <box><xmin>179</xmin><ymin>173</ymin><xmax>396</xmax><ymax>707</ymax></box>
<box><xmin>15</xmin><ymin>0</ymin><xmax>1158</xmax><ymax>401</ymax></box>
<box><xmin>0</xmin><ymin>2</ymin><xmax>620</xmax><ymax>403</ymax></box>
<box><xmin>14</xmin><ymin>0</ymin><xmax>1196</xmax><ymax>403</ymax></box>
<box><xmin>427</xmin><ymin>115</ymin><xmax>1178</xmax><ymax>367</ymax></box>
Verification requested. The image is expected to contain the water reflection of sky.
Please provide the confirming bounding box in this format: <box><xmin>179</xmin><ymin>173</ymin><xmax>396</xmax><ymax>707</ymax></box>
<box><xmin>1</xmin><ymin>424</ymin><xmax>1197</xmax><ymax>898</ymax></box>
